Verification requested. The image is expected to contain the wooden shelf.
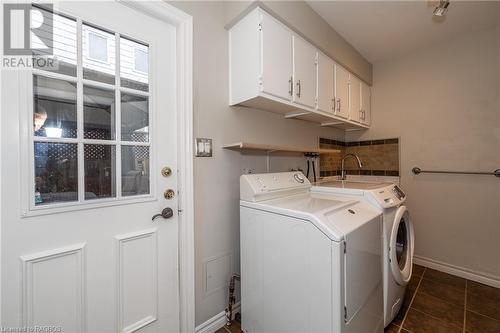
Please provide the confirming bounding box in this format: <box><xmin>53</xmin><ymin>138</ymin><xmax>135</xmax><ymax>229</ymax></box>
<box><xmin>223</xmin><ymin>142</ymin><xmax>341</xmax><ymax>154</ymax></box>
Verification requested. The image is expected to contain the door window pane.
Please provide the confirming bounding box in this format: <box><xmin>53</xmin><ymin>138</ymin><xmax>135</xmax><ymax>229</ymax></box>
<box><xmin>34</xmin><ymin>75</ymin><xmax>77</xmax><ymax>138</ymax></box>
<box><xmin>83</xmin><ymin>86</ymin><xmax>116</xmax><ymax>140</ymax></box>
<box><xmin>121</xmin><ymin>146</ymin><xmax>149</xmax><ymax>196</ymax></box>
<box><xmin>31</xmin><ymin>7</ymin><xmax>77</xmax><ymax>76</ymax></box>
<box><xmin>84</xmin><ymin>144</ymin><xmax>116</xmax><ymax>200</ymax></box>
<box><xmin>121</xmin><ymin>93</ymin><xmax>149</xmax><ymax>142</ymax></box>
<box><xmin>120</xmin><ymin>37</ymin><xmax>149</xmax><ymax>91</ymax></box>
<box><xmin>83</xmin><ymin>24</ymin><xmax>115</xmax><ymax>84</ymax></box>
<box><xmin>34</xmin><ymin>142</ymin><xmax>78</xmax><ymax>205</ymax></box>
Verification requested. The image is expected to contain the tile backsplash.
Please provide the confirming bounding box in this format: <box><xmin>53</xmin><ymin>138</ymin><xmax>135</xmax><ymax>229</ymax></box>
<box><xmin>319</xmin><ymin>138</ymin><xmax>400</xmax><ymax>178</ymax></box>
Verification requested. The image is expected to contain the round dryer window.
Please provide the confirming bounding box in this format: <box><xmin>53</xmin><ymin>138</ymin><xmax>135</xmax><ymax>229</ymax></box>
<box><xmin>390</xmin><ymin>206</ymin><xmax>414</xmax><ymax>286</ymax></box>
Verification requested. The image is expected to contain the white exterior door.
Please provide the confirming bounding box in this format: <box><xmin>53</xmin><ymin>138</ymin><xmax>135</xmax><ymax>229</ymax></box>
<box><xmin>260</xmin><ymin>11</ymin><xmax>293</xmax><ymax>101</ymax></box>
<box><xmin>1</xmin><ymin>2</ymin><xmax>182</xmax><ymax>332</ymax></box>
<box><xmin>334</xmin><ymin>64</ymin><xmax>349</xmax><ymax>119</ymax></box>
<box><xmin>316</xmin><ymin>53</ymin><xmax>335</xmax><ymax>114</ymax></box>
<box><xmin>292</xmin><ymin>36</ymin><xmax>317</xmax><ymax>108</ymax></box>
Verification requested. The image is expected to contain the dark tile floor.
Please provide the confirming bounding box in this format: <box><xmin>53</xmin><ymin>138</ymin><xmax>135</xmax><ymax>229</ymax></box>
<box><xmin>386</xmin><ymin>264</ymin><xmax>500</xmax><ymax>333</ymax></box>
<box><xmin>216</xmin><ymin>265</ymin><xmax>500</xmax><ymax>333</ymax></box>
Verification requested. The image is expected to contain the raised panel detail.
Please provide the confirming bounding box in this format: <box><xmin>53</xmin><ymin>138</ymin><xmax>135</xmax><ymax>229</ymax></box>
<box><xmin>116</xmin><ymin>229</ymin><xmax>158</xmax><ymax>333</ymax></box>
<box><xmin>21</xmin><ymin>243</ymin><xmax>87</xmax><ymax>332</ymax></box>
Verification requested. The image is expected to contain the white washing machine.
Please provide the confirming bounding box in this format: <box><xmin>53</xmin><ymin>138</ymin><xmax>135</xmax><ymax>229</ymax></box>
<box><xmin>240</xmin><ymin>172</ymin><xmax>384</xmax><ymax>333</ymax></box>
<box><xmin>311</xmin><ymin>180</ymin><xmax>414</xmax><ymax>327</ymax></box>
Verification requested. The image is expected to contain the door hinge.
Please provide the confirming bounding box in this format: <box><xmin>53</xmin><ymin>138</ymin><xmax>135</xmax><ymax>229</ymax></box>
<box><xmin>344</xmin><ymin>306</ymin><xmax>347</xmax><ymax>321</ymax></box>
<box><xmin>343</xmin><ymin>241</ymin><xmax>347</xmax><ymax>254</ymax></box>
<box><xmin>258</xmin><ymin>23</ymin><xmax>262</xmax><ymax>31</ymax></box>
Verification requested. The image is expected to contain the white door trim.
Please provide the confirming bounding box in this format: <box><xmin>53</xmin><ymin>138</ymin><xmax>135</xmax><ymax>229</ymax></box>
<box><xmin>0</xmin><ymin>1</ymin><xmax>194</xmax><ymax>331</ymax></box>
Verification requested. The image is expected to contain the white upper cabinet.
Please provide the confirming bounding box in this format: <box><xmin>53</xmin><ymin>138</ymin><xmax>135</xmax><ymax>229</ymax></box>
<box><xmin>361</xmin><ymin>82</ymin><xmax>371</xmax><ymax>125</ymax></box>
<box><xmin>317</xmin><ymin>53</ymin><xmax>335</xmax><ymax>113</ymax></box>
<box><xmin>292</xmin><ymin>36</ymin><xmax>317</xmax><ymax>108</ymax></box>
<box><xmin>228</xmin><ymin>7</ymin><xmax>371</xmax><ymax>130</ymax></box>
<box><xmin>260</xmin><ymin>12</ymin><xmax>293</xmax><ymax>101</ymax></box>
<box><xmin>334</xmin><ymin>64</ymin><xmax>350</xmax><ymax>119</ymax></box>
<box><xmin>349</xmin><ymin>74</ymin><xmax>361</xmax><ymax>123</ymax></box>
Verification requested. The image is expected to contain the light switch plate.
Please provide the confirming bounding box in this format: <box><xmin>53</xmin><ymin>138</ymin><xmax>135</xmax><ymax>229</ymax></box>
<box><xmin>195</xmin><ymin>138</ymin><xmax>212</xmax><ymax>157</ymax></box>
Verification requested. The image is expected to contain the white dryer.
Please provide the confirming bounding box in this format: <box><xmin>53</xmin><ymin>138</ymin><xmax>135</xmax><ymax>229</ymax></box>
<box><xmin>311</xmin><ymin>181</ymin><xmax>414</xmax><ymax>328</ymax></box>
<box><xmin>240</xmin><ymin>172</ymin><xmax>384</xmax><ymax>333</ymax></box>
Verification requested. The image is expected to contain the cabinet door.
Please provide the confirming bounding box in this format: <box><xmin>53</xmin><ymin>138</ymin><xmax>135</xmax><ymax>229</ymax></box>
<box><xmin>334</xmin><ymin>64</ymin><xmax>350</xmax><ymax>119</ymax></box>
<box><xmin>361</xmin><ymin>82</ymin><xmax>371</xmax><ymax>125</ymax></box>
<box><xmin>317</xmin><ymin>53</ymin><xmax>335</xmax><ymax>113</ymax></box>
<box><xmin>293</xmin><ymin>36</ymin><xmax>317</xmax><ymax>108</ymax></box>
<box><xmin>349</xmin><ymin>75</ymin><xmax>361</xmax><ymax>122</ymax></box>
<box><xmin>260</xmin><ymin>12</ymin><xmax>293</xmax><ymax>101</ymax></box>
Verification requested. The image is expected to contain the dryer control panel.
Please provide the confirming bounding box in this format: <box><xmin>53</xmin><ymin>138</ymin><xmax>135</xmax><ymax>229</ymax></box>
<box><xmin>240</xmin><ymin>172</ymin><xmax>311</xmax><ymax>202</ymax></box>
<box><xmin>368</xmin><ymin>184</ymin><xmax>406</xmax><ymax>209</ymax></box>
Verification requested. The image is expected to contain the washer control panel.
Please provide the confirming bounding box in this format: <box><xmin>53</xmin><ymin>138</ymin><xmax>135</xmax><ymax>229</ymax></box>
<box><xmin>240</xmin><ymin>172</ymin><xmax>311</xmax><ymax>202</ymax></box>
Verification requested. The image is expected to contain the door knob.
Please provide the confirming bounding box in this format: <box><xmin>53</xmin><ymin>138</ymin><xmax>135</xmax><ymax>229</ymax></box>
<box><xmin>152</xmin><ymin>208</ymin><xmax>174</xmax><ymax>221</ymax></box>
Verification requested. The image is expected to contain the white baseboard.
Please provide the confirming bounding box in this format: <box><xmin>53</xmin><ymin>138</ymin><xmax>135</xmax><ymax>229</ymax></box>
<box><xmin>195</xmin><ymin>302</ymin><xmax>241</xmax><ymax>333</ymax></box>
<box><xmin>414</xmin><ymin>255</ymin><xmax>500</xmax><ymax>288</ymax></box>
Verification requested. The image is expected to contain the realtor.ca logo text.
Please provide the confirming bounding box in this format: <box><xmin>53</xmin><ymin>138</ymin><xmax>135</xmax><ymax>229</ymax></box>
<box><xmin>2</xmin><ymin>4</ymin><xmax>59</xmax><ymax>70</ymax></box>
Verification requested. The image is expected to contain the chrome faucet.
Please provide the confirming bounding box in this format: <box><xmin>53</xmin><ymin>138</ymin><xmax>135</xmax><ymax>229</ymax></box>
<box><xmin>340</xmin><ymin>154</ymin><xmax>363</xmax><ymax>180</ymax></box>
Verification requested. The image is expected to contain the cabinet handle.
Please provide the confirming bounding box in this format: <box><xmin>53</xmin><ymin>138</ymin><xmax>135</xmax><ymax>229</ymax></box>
<box><xmin>331</xmin><ymin>98</ymin><xmax>335</xmax><ymax>111</ymax></box>
<box><xmin>288</xmin><ymin>76</ymin><xmax>293</xmax><ymax>96</ymax></box>
<box><xmin>338</xmin><ymin>98</ymin><xmax>341</xmax><ymax>112</ymax></box>
<box><xmin>296</xmin><ymin>80</ymin><xmax>301</xmax><ymax>98</ymax></box>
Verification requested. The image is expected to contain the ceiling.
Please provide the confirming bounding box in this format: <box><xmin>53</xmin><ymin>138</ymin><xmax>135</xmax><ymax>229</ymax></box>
<box><xmin>307</xmin><ymin>1</ymin><xmax>500</xmax><ymax>63</ymax></box>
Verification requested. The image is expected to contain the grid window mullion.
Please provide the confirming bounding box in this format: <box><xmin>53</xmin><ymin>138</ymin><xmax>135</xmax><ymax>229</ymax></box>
<box><xmin>76</xmin><ymin>18</ymin><xmax>85</xmax><ymax>203</ymax></box>
<box><xmin>115</xmin><ymin>32</ymin><xmax>122</xmax><ymax>199</ymax></box>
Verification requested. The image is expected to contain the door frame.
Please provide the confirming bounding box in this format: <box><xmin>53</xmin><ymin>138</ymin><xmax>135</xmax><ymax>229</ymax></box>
<box><xmin>0</xmin><ymin>1</ymin><xmax>195</xmax><ymax>332</ymax></box>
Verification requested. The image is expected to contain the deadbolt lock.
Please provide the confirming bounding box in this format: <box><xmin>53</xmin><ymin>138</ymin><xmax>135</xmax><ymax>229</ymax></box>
<box><xmin>164</xmin><ymin>189</ymin><xmax>176</xmax><ymax>200</ymax></box>
<box><xmin>161</xmin><ymin>167</ymin><xmax>172</xmax><ymax>177</ymax></box>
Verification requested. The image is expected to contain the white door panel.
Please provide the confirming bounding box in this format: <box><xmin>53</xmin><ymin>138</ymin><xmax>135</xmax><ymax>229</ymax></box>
<box><xmin>350</xmin><ymin>75</ymin><xmax>361</xmax><ymax>123</ymax></box>
<box><xmin>334</xmin><ymin>64</ymin><xmax>349</xmax><ymax>119</ymax></box>
<box><xmin>292</xmin><ymin>36</ymin><xmax>317</xmax><ymax>108</ymax></box>
<box><xmin>260</xmin><ymin>12</ymin><xmax>293</xmax><ymax>101</ymax></box>
<box><xmin>1</xmin><ymin>2</ymin><xmax>179</xmax><ymax>332</ymax></box>
<box><xmin>316</xmin><ymin>53</ymin><xmax>334</xmax><ymax>113</ymax></box>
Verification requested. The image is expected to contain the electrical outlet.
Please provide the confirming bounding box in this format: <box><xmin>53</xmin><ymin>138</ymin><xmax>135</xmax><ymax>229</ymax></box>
<box><xmin>195</xmin><ymin>138</ymin><xmax>212</xmax><ymax>157</ymax></box>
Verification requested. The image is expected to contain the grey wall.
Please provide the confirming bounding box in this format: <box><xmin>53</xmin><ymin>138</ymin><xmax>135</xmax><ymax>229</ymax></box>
<box><xmin>169</xmin><ymin>1</ymin><xmax>372</xmax><ymax>325</ymax></box>
<box><xmin>347</xmin><ymin>26</ymin><xmax>500</xmax><ymax>280</ymax></box>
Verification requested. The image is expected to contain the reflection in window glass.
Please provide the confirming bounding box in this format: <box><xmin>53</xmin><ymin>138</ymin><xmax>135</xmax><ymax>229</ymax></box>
<box><xmin>120</xmin><ymin>37</ymin><xmax>149</xmax><ymax>91</ymax></box>
<box><xmin>121</xmin><ymin>93</ymin><xmax>149</xmax><ymax>142</ymax></box>
<box><xmin>88</xmin><ymin>32</ymin><xmax>108</xmax><ymax>62</ymax></box>
<box><xmin>83</xmin><ymin>24</ymin><xmax>115</xmax><ymax>84</ymax></box>
<box><xmin>84</xmin><ymin>145</ymin><xmax>116</xmax><ymax>200</ymax></box>
<box><xmin>34</xmin><ymin>75</ymin><xmax>77</xmax><ymax>138</ymax></box>
<box><xmin>83</xmin><ymin>86</ymin><xmax>115</xmax><ymax>140</ymax></box>
<box><xmin>31</xmin><ymin>7</ymin><xmax>77</xmax><ymax>76</ymax></box>
<box><xmin>34</xmin><ymin>142</ymin><xmax>78</xmax><ymax>205</ymax></box>
<box><xmin>121</xmin><ymin>146</ymin><xmax>149</xmax><ymax>196</ymax></box>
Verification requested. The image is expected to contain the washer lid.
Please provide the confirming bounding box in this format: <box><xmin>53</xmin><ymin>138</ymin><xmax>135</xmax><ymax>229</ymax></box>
<box><xmin>241</xmin><ymin>192</ymin><xmax>381</xmax><ymax>242</ymax></box>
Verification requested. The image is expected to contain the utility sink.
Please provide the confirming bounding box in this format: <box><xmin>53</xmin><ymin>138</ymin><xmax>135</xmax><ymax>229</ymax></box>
<box><xmin>314</xmin><ymin>180</ymin><xmax>391</xmax><ymax>190</ymax></box>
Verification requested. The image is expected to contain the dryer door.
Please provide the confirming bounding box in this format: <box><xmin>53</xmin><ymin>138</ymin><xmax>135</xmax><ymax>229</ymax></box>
<box><xmin>389</xmin><ymin>206</ymin><xmax>414</xmax><ymax>286</ymax></box>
